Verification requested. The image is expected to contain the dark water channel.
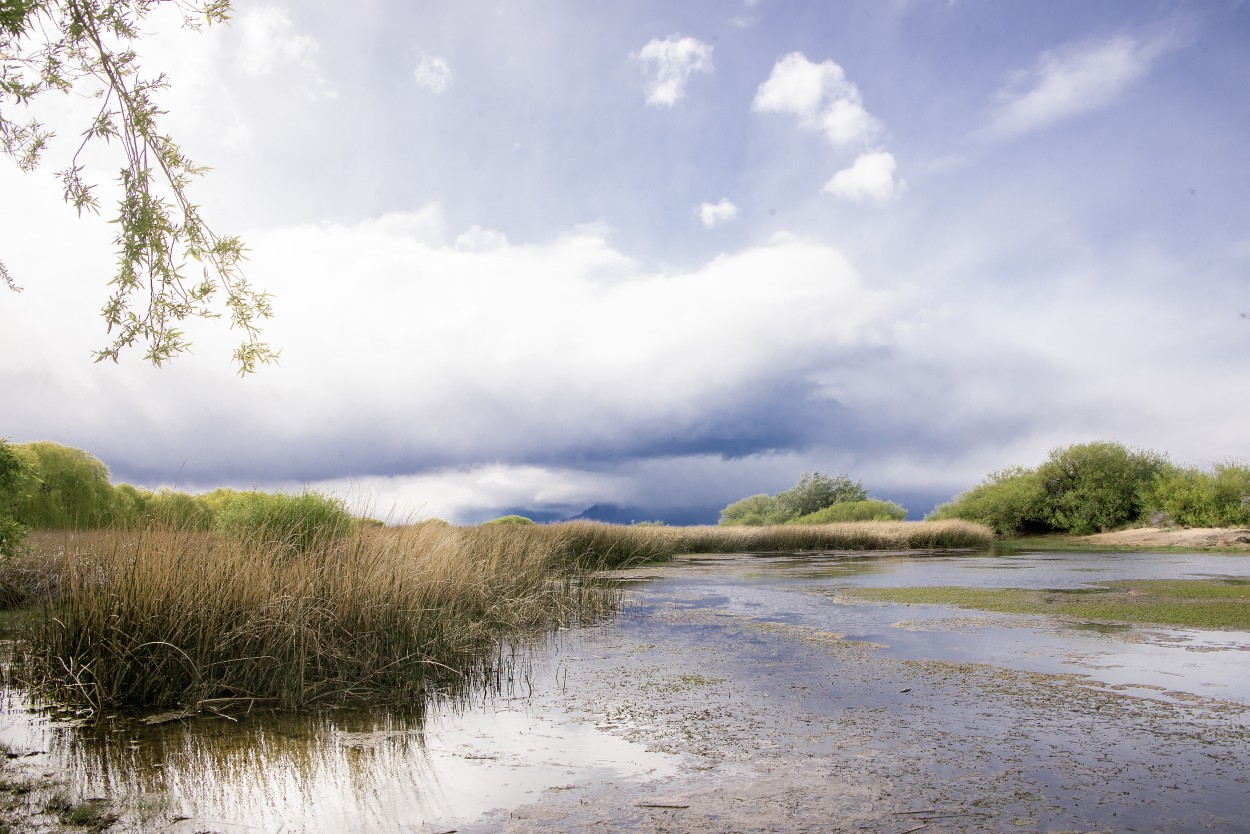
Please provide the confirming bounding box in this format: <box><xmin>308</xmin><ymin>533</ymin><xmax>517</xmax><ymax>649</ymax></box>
<box><xmin>3</xmin><ymin>549</ymin><xmax>1249</xmax><ymax>833</ymax></box>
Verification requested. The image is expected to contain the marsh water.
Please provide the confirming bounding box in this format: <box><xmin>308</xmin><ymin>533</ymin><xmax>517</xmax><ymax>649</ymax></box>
<box><xmin>3</xmin><ymin>549</ymin><xmax>1249</xmax><ymax>832</ymax></box>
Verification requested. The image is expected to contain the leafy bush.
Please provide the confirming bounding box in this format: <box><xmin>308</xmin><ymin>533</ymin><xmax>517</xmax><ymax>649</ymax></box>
<box><xmin>7</xmin><ymin>442</ymin><xmax>119</xmax><ymax>529</ymax></box>
<box><xmin>929</xmin><ymin>466</ymin><xmax>1049</xmax><ymax>536</ymax></box>
<box><xmin>719</xmin><ymin>493</ymin><xmax>787</xmax><ymax>526</ymax></box>
<box><xmin>1146</xmin><ymin>462</ymin><xmax>1250</xmax><ymax>528</ymax></box>
<box><xmin>932</xmin><ymin>442</ymin><xmax>1168</xmax><ymax>536</ymax></box>
<box><xmin>1037</xmin><ymin>442</ymin><xmax>1166</xmax><ymax>535</ymax></box>
<box><xmin>776</xmin><ymin>473</ymin><xmax>868</xmax><ymax>518</ymax></box>
<box><xmin>215</xmin><ymin>490</ymin><xmax>353</xmax><ymax>554</ymax></box>
<box><xmin>483</xmin><ymin>515</ymin><xmax>536</xmax><ymax>525</ymax></box>
<box><xmin>0</xmin><ymin>439</ymin><xmax>28</xmax><ymax>559</ymax></box>
<box><xmin>110</xmin><ymin>483</ymin><xmax>152</xmax><ymax>528</ymax></box>
<box><xmin>791</xmin><ymin>499</ymin><xmax>907</xmax><ymax>524</ymax></box>
<box><xmin>143</xmin><ymin>488</ymin><xmax>215</xmax><ymax>531</ymax></box>
<box><xmin>719</xmin><ymin>472</ymin><xmax>870</xmax><ymax>526</ymax></box>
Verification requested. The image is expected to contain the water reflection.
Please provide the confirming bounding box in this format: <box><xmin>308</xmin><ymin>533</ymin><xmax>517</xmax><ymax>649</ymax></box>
<box><xmin>0</xmin><ymin>670</ymin><xmax>679</xmax><ymax>832</ymax></box>
<box><xmin>633</xmin><ymin>550</ymin><xmax>1250</xmax><ymax>708</ymax></box>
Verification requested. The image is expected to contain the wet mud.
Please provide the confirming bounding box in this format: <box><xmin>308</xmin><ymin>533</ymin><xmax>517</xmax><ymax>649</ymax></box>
<box><xmin>467</xmin><ymin>551</ymin><xmax>1250</xmax><ymax>833</ymax></box>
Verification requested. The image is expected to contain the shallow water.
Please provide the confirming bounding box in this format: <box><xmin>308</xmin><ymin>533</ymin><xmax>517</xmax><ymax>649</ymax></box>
<box><xmin>642</xmin><ymin>550</ymin><xmax>1250</xmax><ymax>705</ymax></box>
<box><xmin>3</xmin><ymin>549</ymin><xmax>1248</xmax><ymax>833</ymax></box>
<box><xmin>0</xmin><ymin>686</ymin><xmax>680</xmax><ymax>832</ymax></box>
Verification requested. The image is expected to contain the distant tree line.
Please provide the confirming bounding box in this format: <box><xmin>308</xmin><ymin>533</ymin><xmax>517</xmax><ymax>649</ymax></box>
<box><xmin>928</xmin><ymin>441</ymin><xmax>1250</xmax><ymax>536</ymax></box>
<box><xmin>0</xmin><ymin>439</ymin><xmax>354</xmax><ymax>556</ymax></box>
<box><xmin>718</xmin><ymin>472</ymin><xmax>907</xmax><ymax>526</ymax></box>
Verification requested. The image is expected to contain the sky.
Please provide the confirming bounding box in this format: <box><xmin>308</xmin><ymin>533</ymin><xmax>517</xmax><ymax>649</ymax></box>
<box><xmin>2</xmin><ymin>0</ymin><xmax>1249</xmax><ymax>523</ymax></box>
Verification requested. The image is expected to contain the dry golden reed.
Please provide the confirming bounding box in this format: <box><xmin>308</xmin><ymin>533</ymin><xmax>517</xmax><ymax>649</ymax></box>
<box><xmin>19</xmin><ymin>519</ymin><xmax>990</xmax><ymax>710</ymax></box>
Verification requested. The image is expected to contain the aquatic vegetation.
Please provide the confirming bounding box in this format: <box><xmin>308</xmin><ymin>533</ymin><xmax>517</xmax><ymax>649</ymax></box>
<box><xmin>22</xmin><ymin>524</ymin><xmax>619</xmax><ymax>710</ymax></box>
<box><xmin>842</xmin><ymin>578</ymin><xmax>1250</xmax><ymax>630</ymax></box>
<box><xmin>9</xmin><ymin>518</ymin><xmax>989</xmax><ymax>711</ymax></box>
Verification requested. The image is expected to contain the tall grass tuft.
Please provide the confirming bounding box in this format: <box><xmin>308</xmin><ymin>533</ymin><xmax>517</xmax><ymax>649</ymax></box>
<box><xmin>20</xmin><ymin>518</ymin><xmax>989</xmax><ymax>711</ymax></box>
<box><xmin>28</xmin><ymin>523</ymin><xmax>615</xmax><ymax>710</ymax></box>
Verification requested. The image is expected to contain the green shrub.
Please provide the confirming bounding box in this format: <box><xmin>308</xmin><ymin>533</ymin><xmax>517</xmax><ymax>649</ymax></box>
<box><xmin>719</xmin><ymin>493</ymin><xmax>786</xmax><ymax>526</ymax></box>
<box><xmin>1146</xmin><ymin>462</ymin><xmax>1250</xmax><ymax>528</ymax></box>
<box><xmin>1037</xmin><ymin>442</ymin><xmax>1166</xmax><ymax>535</ymax></box>
<box><xmin>929</xmin><ymin>466</ymin><xmax>1049</xmax><ymax>536</ymax></box>
<box><xmin>0</xmin><ymin>440</ymin><xmax>27</xmax><ymax>559</ymax></box>
<box><xmin>791</xmin><ymin>499</ymin><xmax>907</xmax><ymax>524</ymax></box>
<box><xmin>110</xmin><ymin>483</ymin><xmax>152</xmax><ymax>528</ymax></box>
<box><xmin>7</xmin><ymin>441</ymin><xmax>118</xmax><ymax>529</ymax></box>
<box><xmin>483</xmin><ymin>515</ymin><xmax>536</xmax><ymax>525</ymax></box>
<box><xmin>932</xmin><ymin>442</ymin><xmax>1168</xmax><ymax>536</ymax></box>
<box><xmin>143</xmin><ymin>488</ymin><xmax>215</xmax><ymax>531</ymax></box>
<box><xmin>719</xmin><ymin>472</ymin><xmax>870</xmax><ymax>526</ymax></box>
<box><xmin>776</xmin><ymin>472</ymin><xmax>868</xmax><ymax>518</ymax></box>
<box><xmin>215</xmin><ymin>490</ymin><xmax>353</xmax><ymax>554</ymax></box>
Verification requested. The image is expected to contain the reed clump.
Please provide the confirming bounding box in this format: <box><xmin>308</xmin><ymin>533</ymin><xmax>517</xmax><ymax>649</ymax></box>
<box><xmin>477</xmin><ymin>519</ymin><xmax>993</xmax><ymax>567</ymax></box>
<box><xmin>18</xmin><ymin>518</ymin><xmax>988</xmax><ymax>711</ymax></box>
<box><xmin>663</xmin><ymin>519</ymin><xmax>993</xmax><ymax>554</ymax></box>
<box><xmin>25</xmin><ymin>523</ymin><xmax>617</xmax><ymax>711</ymax></box>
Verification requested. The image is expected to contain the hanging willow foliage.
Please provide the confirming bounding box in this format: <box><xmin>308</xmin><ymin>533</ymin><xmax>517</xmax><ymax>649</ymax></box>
<box><xmin>1</xmin><ymin>0</ymin><xmax>278</xmax><ymax>374</ymax></box>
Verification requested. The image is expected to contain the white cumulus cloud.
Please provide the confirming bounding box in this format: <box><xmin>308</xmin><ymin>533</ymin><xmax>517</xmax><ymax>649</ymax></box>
<box><xmin>454</xmin><ymin>225</ymin><xmax>509</xmax><ymax>252</ymax></box>
<box><xmin>823</xmin><ymin>151</ymin><xmax>905</xmax><ymax>203</ymax></box>
<box><xmin>414</xmin><ymin>56</ymin><xmax>453</xmax><ymax>94</ymax></box>
<box><xmin>753</xmin><ymin>52</ymin><xmax>881</xmax><ymax>148</ymax></box>
<box><xmin>237</xmin><ymin>7</ymin><xmax>319</xmax><ymax>77</ymax></box>
<box><xmin>635</xmin><ymin>35</ymin><xmax>714</xmax><ymax>107</ymax></box>
<box><xmin>985</xmin><ymin>34</ymin><xmax>1175</xmax><ymax>139</ymax></box>
<box><xmin>697</xmin><ymin>199</ymin><xmax>739</xmax><ymax>229</ymax></box>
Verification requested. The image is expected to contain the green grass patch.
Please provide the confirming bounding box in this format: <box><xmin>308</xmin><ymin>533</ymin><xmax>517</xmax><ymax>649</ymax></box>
<box><xmin>842</xmin><ymin>578</ymin><xmax>1250</xmax><ymax>630</ymax></box>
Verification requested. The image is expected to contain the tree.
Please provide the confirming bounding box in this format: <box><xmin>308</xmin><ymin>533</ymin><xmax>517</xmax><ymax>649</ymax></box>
<box><xmin>1</xmin><ymin>0</ymin><xmax>277</xmax><ymax>374</ymax></box>
<box><xmin>1145</xmin><ymin>461</ymin><xmax>1250</xmax><ymax>529</ymax></box>
<box><xmin>790</xmin><ymin>499</ymin><xmax>907</xmax><ymax>524</ymax></box>
<box><xmin>9</xmin><ymin>440</ymin><xmax>119</xmax><ymax>528</ymax></box>
<box><xmin>0</xmin><ymin>439</ymin><xmax>29</xmax><ymax>558</ymax></box>
<box><xmin>931</xmin><ymin>442</ymin><xmax>1168</xmax><ymax>536</ymax></box>
<box><xmin>928</xmin><ymin>465</ymin><xmax>1048</xmax><ymax>536</ymax></box>
<box><xmin>1037</xmin><ymin>441</ymin><xmax>1165</xmax><ymax>535</ymax></box>
<box><xmin>775</xmin><ymin>472</ymin><xmax>868</xmax><ymax>519</ymax></box>
<box><xmin>718</xmin><ymin>472</ymin><xmax>870</xmax><ymax>526</ymax></box>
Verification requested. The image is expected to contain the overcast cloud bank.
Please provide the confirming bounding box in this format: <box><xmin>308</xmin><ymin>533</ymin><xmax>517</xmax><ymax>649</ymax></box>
<box><xmin>2</xmin><ymin>2</ymin><xmax>1247</xmax><ymax>523</ymax></box>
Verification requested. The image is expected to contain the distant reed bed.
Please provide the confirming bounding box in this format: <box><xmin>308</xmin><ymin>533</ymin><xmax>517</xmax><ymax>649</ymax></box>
<box><xmin>13</xmin><ymin>518</ymin><xmax>989</xmax><ymax>711</ymax></box>
<box><xmin>525</xmin><ymin>518</ymin><xmax>992</xmax><ymax>562</ymax></box>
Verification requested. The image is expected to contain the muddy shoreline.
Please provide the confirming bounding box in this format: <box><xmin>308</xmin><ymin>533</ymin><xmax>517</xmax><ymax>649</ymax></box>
<box><xmin>4</xmin><ymin>549</ymin><xmax>1249</xmax><ymax>833</ymax></box>
<box><xmin>463</xmin><ymin>551</ymin><xmax>1250</xmax><ymax>834</ymax></box>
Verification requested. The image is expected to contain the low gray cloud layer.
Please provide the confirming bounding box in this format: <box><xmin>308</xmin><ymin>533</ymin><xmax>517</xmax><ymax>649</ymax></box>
<box><xmin>3</xmin><ymin>2</ymin><xmax>1248</xmax><ymax>522</ymax></box>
